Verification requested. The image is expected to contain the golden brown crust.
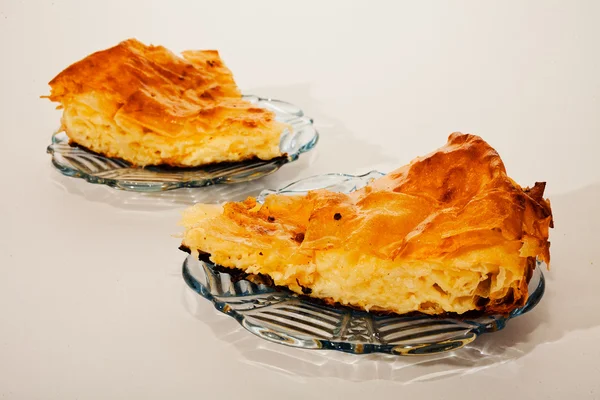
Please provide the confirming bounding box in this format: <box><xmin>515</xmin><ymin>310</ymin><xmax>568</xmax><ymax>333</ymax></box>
<box><xmin>181</xmin><ymin>133</ymin><xmax>553</xmax><ymax>315</ymax></box>
<box><xmin>47</xmin><ymin>39</ymin><xmax>240</xmax><ymax>114</ymax></box>
<box><xmin>45</xmin><ymin>39</ymin><xmax>287</xmax><ymax>166</ymax></box>
<box><xmin>366</xmin><ymin>133</ymin><xmax>553</xmax><ymax>265</ymax></box>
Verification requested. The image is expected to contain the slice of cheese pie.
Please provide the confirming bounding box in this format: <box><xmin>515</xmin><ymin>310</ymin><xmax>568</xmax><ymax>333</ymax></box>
<box><xmin>181</xmin><ymin>133</ymin><xmax>553</xmax><ymax>316</ymax></box>
<box><xmin>45</xmin><ymin>39</ymin><xmax>288</xmax><ymax>167</ymax></box>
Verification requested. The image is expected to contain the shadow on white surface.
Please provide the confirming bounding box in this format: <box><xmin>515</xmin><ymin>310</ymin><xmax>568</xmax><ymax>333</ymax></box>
<box><xmin>182</xmin><ymin>286</ymin><xmax>525</xmax><ymax>383</ymax></box>
<box><xmin>249</xmin><ymin>84</ymin><xmax>398</xmax><ymax>174</ymax></box>
<box><xmin>50</xmin><ymin>169</ymin><xmax>275</xmax><ymax>211</ymax></box>
<box><xmin>181</xmin><ymin>183</ymin><xmax>600</xmax><ymax>383</ymax></box>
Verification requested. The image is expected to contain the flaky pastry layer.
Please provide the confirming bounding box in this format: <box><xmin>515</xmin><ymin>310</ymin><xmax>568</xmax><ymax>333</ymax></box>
<box><xmin>181</xmin><ymin>133</ymin><xmax>553</xmax><ymax>316</ymax></box>
<box><xmin>45</xmin><ymin>39</ymin><xmax>287</xmax><ymax>167</ymax></box>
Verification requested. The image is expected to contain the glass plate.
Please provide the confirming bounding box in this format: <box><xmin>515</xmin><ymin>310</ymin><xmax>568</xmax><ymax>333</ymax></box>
<box><xmin>46</xmin><ymin>95</ymin><xmax>319</xmax><ymax>192</ymax></box>
<box><xmin>182</xmin><ymin>172</ymin><xmax>546</xmax><ymax>355</ymax></box>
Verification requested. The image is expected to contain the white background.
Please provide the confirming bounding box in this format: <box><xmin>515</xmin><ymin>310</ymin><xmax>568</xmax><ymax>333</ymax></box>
<box><xmin>1</xmin><ymin>1</ymin><xmax>600</xmax><ymax>398</ymax></box>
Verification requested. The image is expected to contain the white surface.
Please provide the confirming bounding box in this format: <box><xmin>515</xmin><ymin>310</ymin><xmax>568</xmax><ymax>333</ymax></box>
<box><xmin>1</xmin><ymin>0</ymin><xmax>600</xmax><ymax>398</ymax></box>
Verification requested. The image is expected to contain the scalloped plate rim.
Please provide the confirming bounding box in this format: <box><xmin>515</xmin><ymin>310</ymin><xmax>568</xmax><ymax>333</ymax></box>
<box><xmin>46</xmin><ymin>95</ymin><xmax>319</xmax><ymax>192</ymax></box>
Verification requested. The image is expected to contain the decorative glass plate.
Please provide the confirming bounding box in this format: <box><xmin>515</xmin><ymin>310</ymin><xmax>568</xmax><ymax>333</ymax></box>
<box><xmin>182</xmin><ymin>172</ymin><xmax>546</xmax><ymax>355</ymax></box>
<box><xmin>46</xmin><ymin>95</ymin><xmax>319</xmax><ymax>192</ymax></box>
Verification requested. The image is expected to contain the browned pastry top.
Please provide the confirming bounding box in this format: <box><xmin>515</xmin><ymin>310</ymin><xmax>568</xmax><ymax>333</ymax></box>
<box><xmin>46</xmin><ymin>38</ymin><xmax>276</xmax><ymax>138</ymax></box>
<box><xmin>225</xmin><ymin>133</ymin><xmax>552</xmax><ymax>265</ymax></box>
<box><xmin>184</xmin><ymin>133</ymin><xmax>553</xmax><ymax>314</ymax></box>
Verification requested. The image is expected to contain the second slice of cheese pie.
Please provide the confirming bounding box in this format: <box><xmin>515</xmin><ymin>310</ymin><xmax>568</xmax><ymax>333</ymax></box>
<box><xmin>181</xmin><ymin>133</ymin><xmax>553</xmax><ymax>316</ymax></box>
